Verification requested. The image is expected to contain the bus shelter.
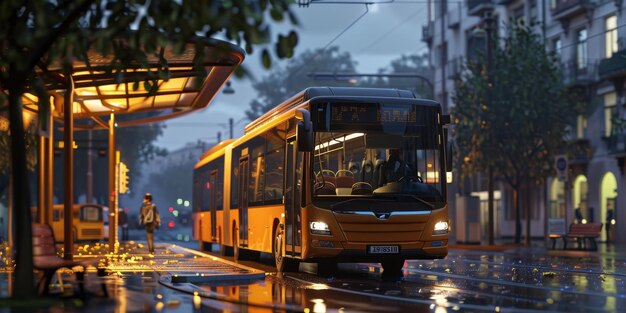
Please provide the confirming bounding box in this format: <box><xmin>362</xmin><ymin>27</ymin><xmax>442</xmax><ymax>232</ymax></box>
<box><xmin>19</xmin><ymin>38</ymin><xmax>244</xmax><ymax>258</ymax></box>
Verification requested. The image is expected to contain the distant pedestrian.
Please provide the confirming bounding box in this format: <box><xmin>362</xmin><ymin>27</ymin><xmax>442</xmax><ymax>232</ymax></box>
<box><xmin>139</xmin><ymin>193</ymin><xmax>160</xmax><ymax>254</ymax></box>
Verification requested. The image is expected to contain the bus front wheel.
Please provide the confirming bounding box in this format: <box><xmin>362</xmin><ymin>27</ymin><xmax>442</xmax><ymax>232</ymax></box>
<box><xmin>273</xmin><ymin>227</ymin><xmax>299</xmax><ymax>272</ymax></box>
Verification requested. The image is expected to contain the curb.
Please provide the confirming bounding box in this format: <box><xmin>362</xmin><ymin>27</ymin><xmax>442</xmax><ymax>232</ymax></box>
<box><xmin>165</xmin><ymin>245</ymin><xmax>266</xmax><ymax>283</ymax></box>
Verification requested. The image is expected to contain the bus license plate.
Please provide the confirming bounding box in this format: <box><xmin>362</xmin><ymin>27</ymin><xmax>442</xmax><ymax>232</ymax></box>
<box><xmin>368</xmin><ymin>245</ymin><xmax>399</xmax><ymax>254</ymax></box>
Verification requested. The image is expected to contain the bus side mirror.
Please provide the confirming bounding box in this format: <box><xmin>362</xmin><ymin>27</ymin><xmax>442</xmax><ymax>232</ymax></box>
<box><xmin>296</xmin><ymin>109</ymin><xmax>313</xmax><ymax>152</ymax></box>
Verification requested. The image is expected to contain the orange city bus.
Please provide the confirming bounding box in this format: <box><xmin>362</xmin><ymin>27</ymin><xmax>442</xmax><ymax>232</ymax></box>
<box><xmin>193</xmin><ymin>87</ymin><xmax>450</xmax><ymax>274</ymax></box>
<box><xmin>50</xmin><ymin>203</ymin><xmax>105</xmax><ymax>242</ymax></box>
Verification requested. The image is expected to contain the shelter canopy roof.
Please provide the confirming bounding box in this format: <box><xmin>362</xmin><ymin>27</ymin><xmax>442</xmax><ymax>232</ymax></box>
<box><xmin>21</xmin><ymin>38</ymin><xmax>244</xmax><ymax>128</ymax></box>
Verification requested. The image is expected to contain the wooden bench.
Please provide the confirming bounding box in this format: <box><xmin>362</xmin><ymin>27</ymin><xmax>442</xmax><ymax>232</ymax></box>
<box><xmin>32</xmin><ymin>223</ymin><xmax>107</xmax><ymax>296</ymax></box>
<box><xmin>563</xmin><ymin>223</ymin><xmax>603</xmax><ymax>251</ymax></box>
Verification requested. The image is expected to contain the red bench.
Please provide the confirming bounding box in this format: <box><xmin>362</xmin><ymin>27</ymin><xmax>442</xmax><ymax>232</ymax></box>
<box><xmin>32</xmin><ymin>223</ymin><xmax>106</xmax><ymax>296</ymax></box>
<box><xmin>563</xmin><ymin>223</ymin><xmax>603</xmax><ymax>251</ymax></box>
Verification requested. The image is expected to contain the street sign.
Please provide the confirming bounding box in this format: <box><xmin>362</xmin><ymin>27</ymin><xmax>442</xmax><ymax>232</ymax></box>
<box><xmin>554</xmin><ymin>155</ymin><xmax>568</xmax><ymax>182</ymax></box>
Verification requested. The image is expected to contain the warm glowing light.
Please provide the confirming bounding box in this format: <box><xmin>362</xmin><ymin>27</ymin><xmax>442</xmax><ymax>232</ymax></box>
<box><xmin>315</xmin><ymin>133</ymin><xmax>364</xmax><ymax>151</ymax></box>
<box><xmin>309</xmin><ymin>283</ymin><xmax>329</xmax><ymax>290</ymax></box>
<box><xmin>312</xmin><ymin>299</ymin><xmax>327</xmax><ymax>313</ymax></box>
<box><xmin>611</xmin><ymin>219</ymin><xmax>616</xmax><ymax>225</ymax></box>
<box><xmin>193</xmin><ymin>295</ymin><xmax>202</xmax><ymax>309</ymax></box>
<box><xmin>581</xmin><ymin>219</ymin><xmax>588</xmax><ymax>224</ymax></box>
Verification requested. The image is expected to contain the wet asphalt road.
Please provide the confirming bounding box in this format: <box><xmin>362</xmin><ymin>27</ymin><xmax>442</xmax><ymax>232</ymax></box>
<box><xmin>11</xmin><ymin>231</ymin><xmax>622</xmax><ymax>312</ymax></box>
<box><xmin>196</xmin><ymin>245</ymin><xmax>626</xmax><ymax>312</ymax></box>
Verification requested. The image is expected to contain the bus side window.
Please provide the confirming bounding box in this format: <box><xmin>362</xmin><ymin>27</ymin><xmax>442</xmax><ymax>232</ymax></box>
<box><xmin>53</xmin><ymin>210</ymin><xmax>60</xmax><ymax>222</ymax></box>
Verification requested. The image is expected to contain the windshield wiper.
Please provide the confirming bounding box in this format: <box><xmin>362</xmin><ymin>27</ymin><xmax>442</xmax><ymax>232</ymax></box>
<box><xmin>401</xmin><ymin>194</ymin><xmax>434</xmax><ymax>209</ymax></box>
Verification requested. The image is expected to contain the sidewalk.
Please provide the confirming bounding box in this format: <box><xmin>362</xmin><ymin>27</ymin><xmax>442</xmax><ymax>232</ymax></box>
<box><xmin>0</xmin><ymin>241</ymin><xmax>265</xmax><ymax>312</ymax></box>
<box><xmin>75</xmin><ymin>241</ymin><xmax>264</xmax><ymax>282</ymax></box>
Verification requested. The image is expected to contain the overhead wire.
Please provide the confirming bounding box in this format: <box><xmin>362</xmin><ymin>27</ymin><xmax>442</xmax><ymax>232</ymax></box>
<box><xmin>286</xmin><ymin>3</ymin><xmax>371</xmax><ymax>81</ymax></box>
<box><xmin>359</xmin><ymin>6</ymin><xmax>426</xmax><ymax>53</ymax></box>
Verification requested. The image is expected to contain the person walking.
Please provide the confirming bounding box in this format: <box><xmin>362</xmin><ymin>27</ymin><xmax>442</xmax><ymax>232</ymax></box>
<box><xmin>139</xmin><ymin>193</ymin><xmax>160</xmax><ymax>254</ymax></box>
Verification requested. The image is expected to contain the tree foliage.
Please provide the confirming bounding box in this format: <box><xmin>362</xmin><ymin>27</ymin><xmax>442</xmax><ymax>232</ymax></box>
<box><xmin>147</xmin><ymin>151</ymin><xmax>199</xmax><ymax>209</ymax></box>
<box><xmin>0</xmin><ymin>0</ymin><xmax>300</xmax><ymax>299</ymax></box>
<box><xmin>453</xmin><ymin>21</ymin><xmax>581</xmax><ymax>243</ymax></box>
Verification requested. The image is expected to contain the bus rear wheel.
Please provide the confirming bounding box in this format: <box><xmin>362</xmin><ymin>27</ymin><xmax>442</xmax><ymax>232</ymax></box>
<box><xmin>273</xmin><ymin>227</ymin><xmax>299</xmax><ymax>273</ymax></box>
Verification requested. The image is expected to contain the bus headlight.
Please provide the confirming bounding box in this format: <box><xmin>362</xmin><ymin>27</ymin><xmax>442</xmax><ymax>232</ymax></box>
<box><xmin>310</xmin><ymin>221</ymin><xmax>331</xmax><ymax>235</ymax></box>
<box><xmin>433</xmin><ymin>221</ymin><xmax>449</xmax><ymax>235</ymax></box>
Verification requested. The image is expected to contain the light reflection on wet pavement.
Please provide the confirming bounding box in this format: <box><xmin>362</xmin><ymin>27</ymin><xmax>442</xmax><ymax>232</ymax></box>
<box><xmin>2</xmin><ymin>244</ymin><xmax>626</xmax><ymax>312</ymax></box>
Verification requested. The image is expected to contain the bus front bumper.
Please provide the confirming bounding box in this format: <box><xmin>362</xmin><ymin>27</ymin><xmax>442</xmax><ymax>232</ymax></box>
<box><xmin>304</xmin><ymin>240</ymin><xmax>448</xmax><ymax>263</ymax></box>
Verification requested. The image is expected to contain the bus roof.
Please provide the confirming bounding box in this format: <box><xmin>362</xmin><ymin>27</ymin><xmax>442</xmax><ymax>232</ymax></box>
<box><xmin>244</xmin><ymin>87</ymin><xmax>416</xmax><ymax>134</ymax></box>
<box><xmin>194</xmin><ymin>139</ymin><xmax>235</xmax><ymax>169</ymax></box>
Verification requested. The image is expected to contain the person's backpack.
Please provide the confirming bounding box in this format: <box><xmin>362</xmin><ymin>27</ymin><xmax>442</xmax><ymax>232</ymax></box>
<box><xmin>144</xmin><ymin>204</ymin><xmax>155</xmax><ymax>224</ymax></box>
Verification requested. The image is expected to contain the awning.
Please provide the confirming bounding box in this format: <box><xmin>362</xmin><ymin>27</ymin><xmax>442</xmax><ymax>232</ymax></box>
<box><xmin>21</xmin><ymin>37</ymin><xmax>245</xmax><ymax>129</ymax></box>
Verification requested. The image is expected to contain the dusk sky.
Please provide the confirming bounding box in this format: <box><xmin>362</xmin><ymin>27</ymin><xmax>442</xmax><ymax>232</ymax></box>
<box><xmin>155</xmin><ymin>2</ymin><xmax>429</xmax><ymax>151</ymax></box>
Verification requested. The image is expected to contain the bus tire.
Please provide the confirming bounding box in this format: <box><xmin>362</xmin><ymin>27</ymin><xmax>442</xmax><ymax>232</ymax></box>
<box><xmin>273</xmin><ymin>227</ymin><xmax>299</xmax><ymax>272</ymax></box>
<box><xmin>381</xmin><ymin>259</ymin><xmax>405</xmax><ymax>279</ymax></box>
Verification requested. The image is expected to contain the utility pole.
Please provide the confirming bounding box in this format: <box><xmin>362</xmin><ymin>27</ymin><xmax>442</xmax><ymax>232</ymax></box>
<box><xmin>229</xmin><ymin>118</ymin><xmax>234</xmax><ymax>139</ymax></box>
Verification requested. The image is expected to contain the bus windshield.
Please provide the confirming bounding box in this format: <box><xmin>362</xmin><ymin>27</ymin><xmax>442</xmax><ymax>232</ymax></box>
<box><xmin>312</xmin><ymin>130</ymin><xmax>445</xmax><ymax>209</ymax></box>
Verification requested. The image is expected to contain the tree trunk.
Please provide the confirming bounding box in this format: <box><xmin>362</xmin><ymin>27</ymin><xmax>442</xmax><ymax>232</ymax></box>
<box><xmin>8</xmin><ymin>80</ymin><xmax>35</xmax><ymax>298</ymax></box>
<box><xmin>525</xmin><ymin>180</ymin><xmax>531</xmax><ymax>246</ymax></box>
<box><xmin>514</xmin><ymin>186</ymin><xmax>521</xmax><ymax>244</ymax></box>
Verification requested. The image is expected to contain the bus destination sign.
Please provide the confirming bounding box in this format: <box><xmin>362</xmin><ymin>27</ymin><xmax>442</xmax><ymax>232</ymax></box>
<box><xmin>330</xmin><ymin>103</ymin><xmax>417</xmax><ymax>125</ymax></box>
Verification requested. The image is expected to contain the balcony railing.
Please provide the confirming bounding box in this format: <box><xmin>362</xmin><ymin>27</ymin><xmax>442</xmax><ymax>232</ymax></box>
<box><xmin>599</xmin><ymin>49</ymin><xmax>626</xmax><ymax>79</ymax></box>
<box><xmin>560</xmin><ymin>60</ymin><xmax>598</xmax><ymax>86</ymax></box>
<box><xmin>551</xmin><ymin>0</ymin><xmax>595</xmax><ymax>21</ymax></box>
<box><xmin>605</xmin><ymin>107</ymin><xmax>626</xmax><ymax>156</ymax></box>
<box><xmin>422</xmin><ymin>21</ymin><xmax>434</xmax><ymax>43</ymax></box>
<box><xmin>467</xmin><ymin>0</ymin><xmax>494</xmax><ymax>17</ymax></box>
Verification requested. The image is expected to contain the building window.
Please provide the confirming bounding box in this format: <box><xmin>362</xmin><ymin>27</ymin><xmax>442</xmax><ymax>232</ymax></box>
<box><xmin>553</xmin><ymin>37</ymin><xmax>562</xmax><ymax>60</ymax></box>
<box><xmin>605</xmin><ymin>92</ymin><xmax>617</xmax><ymax>137</ymax></box>
<box><xmin>576</xmin><ymin>28</ymin><xmax>588</xmax><ymax>70</ymax></box>
<box><xmin>576</xmin><ymin>115</ymin><xmax>587</xmax><ymax>139</ymax></box>
<box><xmin>512</xmin><ymin>5</ymin><xmax>524</xmax><ymax>26</ymax></box>
<box><xmin>606</xmin><ymin>15</ymin><xmax>618</xmax><ymax>59</ymax></box>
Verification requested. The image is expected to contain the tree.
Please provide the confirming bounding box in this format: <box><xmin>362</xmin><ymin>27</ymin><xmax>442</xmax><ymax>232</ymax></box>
<box><xmin>0</xmin><ymin>0</ymin><xmax>299</xmax><ymax>299</ymax></box>
<box><xmin>246</xmin><ymin>46</ymin><xmax>357</xmax><ymax>120</ymax></box>
<box><xmin>453</xmin><ymin>21</ymin><xmax>580</xmax><ymax>245</ymax></box>
<box><xmin>148</xmin><ymin>153</ymin><xmax>199</xmax><ymax>209</ymax></box>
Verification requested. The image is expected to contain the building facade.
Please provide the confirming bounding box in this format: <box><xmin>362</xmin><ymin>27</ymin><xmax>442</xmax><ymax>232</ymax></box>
<box><xmin>425</xmin><ymin>0</ymin><xmax>626</xmax><ymax>243</ymax></box>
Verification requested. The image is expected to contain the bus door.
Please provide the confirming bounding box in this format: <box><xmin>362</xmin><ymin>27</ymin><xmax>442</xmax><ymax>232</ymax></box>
<box><xmin>210</xmin><ymin>169</ymin><xmax>218</xmax><ymax>241</ymax></box>
<box><xmin>285</xmin><ymin>138</ymin><xmax>302</xmax><ymax>257</ymax></box>
<box><xmin>238</xmin><ymin>157</ymin><xmax>249</xmax><ymax>247</ymax></box>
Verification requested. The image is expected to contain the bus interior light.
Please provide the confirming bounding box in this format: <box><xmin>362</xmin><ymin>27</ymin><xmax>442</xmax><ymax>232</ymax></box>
<box><xmin>433</xmin><ymin>221</ymin><xmax>449</xmax><ymax>235</ymax></box>
<box><xmin>310</xmin><ymin>221</ymin><xmax>331</xmax><ymax>235</ymax></box>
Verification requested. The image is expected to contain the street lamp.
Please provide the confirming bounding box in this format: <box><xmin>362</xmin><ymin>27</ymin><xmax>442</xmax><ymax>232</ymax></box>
<box><xmin>308</xmin><ymin>72</ymin><xmax>435</xmax><ymax>99</ymax></box>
